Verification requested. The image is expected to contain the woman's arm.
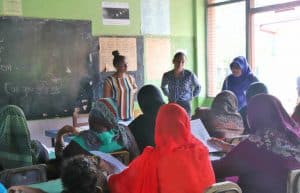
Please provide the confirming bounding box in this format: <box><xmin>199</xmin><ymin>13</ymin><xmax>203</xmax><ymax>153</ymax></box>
<box><xmin>103</xmin><ymin>79</ymin><xmax>112</xmax><ymax>98</ymax></box>
<box><xmin>161</xmin><ymin>73</ymin><xmax>169</xmax><ymax>97</ymax></box>
<box><xmin>192</xmin><ymin>73</ymin><xmax>201</xmax><ymax>97</ymax></box>
<box><xmin>55</xmin><ymin>125</ymin><xmax>79</xmax><ymax>158</ymax></box>
<box><xmin>129</xmin><ymin>75</ymin><xmax>138</xmax><ymax>94</ymax></box>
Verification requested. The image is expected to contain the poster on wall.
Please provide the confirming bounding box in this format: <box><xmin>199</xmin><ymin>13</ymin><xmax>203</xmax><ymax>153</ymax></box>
<box><xmin>99</xmin><ymin>37</ymin><xmax>137</xmax><ymax>72</ymax></box>
<box><xmin>3</xmin><ymin>0</ymin><xmax>23</xmax><ymax>16</ymax></box>
<box><xmin>145</xmin><ymin>37</ymin><xmax>171</xmax><ymax>80</ymax></box>
<box><xmin>102</xmin><ymin>2</ymin><xmax>130</xmax><ymax>25</ymax></box>
<box><xmin>141</xmin><ymin>0</ymin><xmax>170</xmax><ymax>35</ymax></box>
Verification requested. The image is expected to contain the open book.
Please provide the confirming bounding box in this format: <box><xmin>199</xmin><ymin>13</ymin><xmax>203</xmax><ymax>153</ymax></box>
<box><xmin>90</xmin><ymin>151</ymin><xmax>127</xmax><ymax>173</ymax></box>
<box><xmin>190</xmin><ymin>119</ymin><xmax>219</xmax><ymax>153</ymax></box>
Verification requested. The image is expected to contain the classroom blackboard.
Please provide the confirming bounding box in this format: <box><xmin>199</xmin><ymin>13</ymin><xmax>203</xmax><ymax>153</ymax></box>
<box><xmin>0</xmin><ymin>16</ymin><xmax>94</xmax><ymax>120</ymax></box>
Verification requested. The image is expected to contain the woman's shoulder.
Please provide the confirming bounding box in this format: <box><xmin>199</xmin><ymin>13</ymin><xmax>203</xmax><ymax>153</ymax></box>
<box><xmin>247</xmin><ymin>73</ymin><xmax>258</xmax><ymax>82</ymax></box>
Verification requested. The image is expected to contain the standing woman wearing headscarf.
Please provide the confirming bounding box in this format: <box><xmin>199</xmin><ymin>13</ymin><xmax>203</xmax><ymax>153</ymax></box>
<box><xmin>0</xmin><ymin>105</ymin><xmax>48</xmax><ymax>170</ymax></box>
<box><xmin>106</xmin><ymin>103</ymin><xmax>215</xmax><ymax>193</ymax></box>
<box><xmin>129</xmin><ymin>85</ymin><xmax>165</xmax><ymax>151</ymax></box>
<box><xmin>212</xmin><ymin>94</ymin><xmax>300</xmax><ymax>193</ymax></box>
<box><xmin>222</xmin><ymin>56</ymin><xmax>258</xmax><ymax>110</ymax></box>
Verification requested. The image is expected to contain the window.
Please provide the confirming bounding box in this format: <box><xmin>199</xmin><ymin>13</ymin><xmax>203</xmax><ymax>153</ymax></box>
<box><xmin>251</xmin><ymin>2</ymin><xmax>300</xmax><ymax>112</ymax></box>
<box><xmin>206</xmin><ymin>0</ymin><xmax>300</xmax><ymax>112</ymax></box>
<box><xmin>206</xmin><ymin>1</ymin><xmax>246</xmax><ymax>97</ymax></box>
<box><xmin>253</xmin><ymin>0</ymin><xmax>294</xmax><ymax>8</ymax></box>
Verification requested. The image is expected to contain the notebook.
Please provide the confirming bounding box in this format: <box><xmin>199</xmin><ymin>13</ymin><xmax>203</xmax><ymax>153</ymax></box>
<box><xmin>190</xmin><ymin>119</ymin><xmax>220</xmax><ymax>153</ymax></box>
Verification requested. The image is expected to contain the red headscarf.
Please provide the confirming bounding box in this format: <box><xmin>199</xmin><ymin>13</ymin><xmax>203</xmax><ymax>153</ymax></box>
<box><xmin>108</xmin><ymin>103</ymin><xmax>215</xmax><ymax>193</ymax></box>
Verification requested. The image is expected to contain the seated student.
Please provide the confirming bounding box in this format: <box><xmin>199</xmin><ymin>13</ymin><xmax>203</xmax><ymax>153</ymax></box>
<box><xmin>212</xmin><ymin>94</ymin><xmax>300</xmax><ymax>193</ymax></box>
<box><xmin>292</xmin><ymin>102</ymin><xmax>300</xmax><ymax>125</ymax></box>
<box><xmin>0</xmin><ymin>105</ymin><xmax>49</xmax><ymax>170</ymax></box>
<box><xmin>8</xmin><ymin>155</ymin><xmax>107</xmax><ymax>193</ymax></box>
<box><xmin>55</xmin><ymin>98</ymin><xmax>140</xmax><ymax>161</ymax></box>
<box><xmin>193</xmin><ymin>90</ymin><xmax>244</xmax><ymax>138</ymax></box>
<box><xmin>104</xmin><ymin>103</ymin><xmax>215</xmax><ymax>193</ymax></box>
<box><xmin>297</xmin><ymin>76</ymin><xmax>300</xmax><ymax>104</ymax></box>
<box><xmin>239</xmin><ymin>82</ymin><xmax>268</xmax><ymax>134</ymax></box>
<box><xmin>129</xmin><ymin>85</ymin><xmax>165</xmax><ymax>151</ymax></box>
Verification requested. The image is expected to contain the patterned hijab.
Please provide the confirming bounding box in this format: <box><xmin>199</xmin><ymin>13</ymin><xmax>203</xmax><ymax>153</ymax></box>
<box><xmin>74</xmin><ymin>98</ymin><xmax>137</xmax><ymax>155</ymax></box>
<box><xmin>0</xmin><ymin>105</ymin><xmax>33</xmax><ymax>169</ymax></box>
<box><xmin>247</xmin><ymin>94</ymin><xmax>300</xmax><ymax>162</ymax></box>
<box><xmin>208</xmin><ymin>90</ymin><xmax>244</xmax><ymax>137</ymax></box>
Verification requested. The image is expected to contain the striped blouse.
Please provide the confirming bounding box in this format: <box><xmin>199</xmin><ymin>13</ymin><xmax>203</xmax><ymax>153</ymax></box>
<box><xmin>104</xmin><ymin>74</ymin><xmax>137</xmax><ymax>120</ymax></box>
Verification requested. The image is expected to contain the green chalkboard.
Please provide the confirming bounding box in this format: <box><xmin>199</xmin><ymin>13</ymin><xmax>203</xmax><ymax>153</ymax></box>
<box><xmin>0</xmin><ymin>16</ymin><xmax>94</xmax><ymax>120</ymax></box>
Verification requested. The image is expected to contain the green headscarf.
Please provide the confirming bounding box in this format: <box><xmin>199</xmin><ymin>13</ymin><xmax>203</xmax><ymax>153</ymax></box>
<box><xmin>0</xmin><ymin>105</ymin><xmax>33</xmax><ymax>169</ymax></box>
<box><xmin>72</xmin><ymin>98</ymin><xmax>124</xmax><ymax>153</ymax></box>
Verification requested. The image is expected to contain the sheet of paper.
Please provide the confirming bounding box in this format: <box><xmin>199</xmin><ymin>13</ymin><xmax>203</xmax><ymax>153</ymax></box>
<box><xmin>144</xmin><ymin>37</ymin><xmax>171</xmax><ymax>80</ymax></box>
<box><xmin>99</xmin><ymin>37</ymin><xmax>137</xmax><ymax>72</ymax></box>
<box><xmin>90</xmin><ymin>151</ymin><xmax>127</xmax><ymax>173</ymax></box>
<box><xmin>141</xmin><ymin>0</ymin><xmax>170</xmax><ymax>35</ymax></box>
<box><xmin>3</xmin><ymin>0</ymin><xmax>23</xmax><ymax>16</ymax></box>
<box><xmin>190</xmin><ymin>119</ymin><xmax>219</xmax><ymax>153</ymax></box>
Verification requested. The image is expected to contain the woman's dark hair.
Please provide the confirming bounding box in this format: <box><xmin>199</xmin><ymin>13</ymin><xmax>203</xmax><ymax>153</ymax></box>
<box><xmin>112</xmin><ymin>50</ymin><xmax>125</xmax><ymax>67</ymax></box>
<box><xmin>172</xmin><ymin>52</ymin><xmax>186</xmax><ymax>63</ymax></box>
<box><xmin>61</xmin><ymin>155</ymin><xmax>104</xmax><ymax>193</ymax></box>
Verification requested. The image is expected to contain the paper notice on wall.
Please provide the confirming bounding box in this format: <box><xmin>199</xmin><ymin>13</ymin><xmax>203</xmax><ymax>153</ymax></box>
<box><xmin>99</xmin><ymin>37</ymin><xmax>137</xmax><ymax>72</ymax></box>
<box><xmin>3</xmin><ymin>0</ymin><xmax>23</xmax><ymax>16</ymax></box>
<box><xmin>145</xmin><ymin>37</ymin><xmax>171</xmax><ymax>80</ymax></box>
<box><xmin>102</xmin><ymin>2</ymin><xmax>130</xmax><ymax>25</ymax></box>
<box><xmin>141</xmin><ymin>0</ymin><xmax>170</xmax><ymax>35</ymax></box>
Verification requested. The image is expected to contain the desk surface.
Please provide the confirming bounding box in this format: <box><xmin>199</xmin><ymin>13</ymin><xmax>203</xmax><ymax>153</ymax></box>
<box><xmin>29</xmin><ymin>179</ymin><xmax>62</xmax><ymax>193</ymax></box>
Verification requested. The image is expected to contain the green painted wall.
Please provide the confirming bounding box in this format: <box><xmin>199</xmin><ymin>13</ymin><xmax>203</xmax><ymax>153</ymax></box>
<box><xmin>0</xmin><ymin>0</ymin><xmax>209</xmax><ymax>109</ymax></box>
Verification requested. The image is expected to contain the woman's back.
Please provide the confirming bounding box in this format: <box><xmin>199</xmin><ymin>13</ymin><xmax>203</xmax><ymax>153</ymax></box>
<box><xmin>108</xmin><ymin>103</ymin><xmax>215</xmax><ymax>193</ymax></box>
<box><xmin>213</xmin><ymin>139</ymin><xmax>300</xmax><ymax>193</ymax></box>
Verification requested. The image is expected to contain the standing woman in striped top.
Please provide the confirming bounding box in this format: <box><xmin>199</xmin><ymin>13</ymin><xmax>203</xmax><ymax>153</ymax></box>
<box><xmin>103</xmin><ymin>50</ymin><xmax>138</xmax><ymax>121</ymax></box>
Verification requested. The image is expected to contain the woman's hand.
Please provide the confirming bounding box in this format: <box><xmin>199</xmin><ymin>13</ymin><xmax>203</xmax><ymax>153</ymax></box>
<box><xmin>57</xmin><ymin>125</ymin><xmax>79</xmax><ymax>138</ymax></box>
<box><xmin>99</xmin><ymin>159</ymin><xmax>116</xmax><ymax>176</ymax></box>
<box><xmin>208</xmin><ymin>138</ymin><xmax>234</xmax><ymax>153</ymax></box>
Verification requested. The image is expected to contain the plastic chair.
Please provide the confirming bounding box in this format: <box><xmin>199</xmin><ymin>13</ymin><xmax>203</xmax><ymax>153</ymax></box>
<box><xmin>204</xmin><ymin>181</ymin><xmax>242</xmax><ymax>193</ymax></box>
<box><xmin>287</xmin><ymin>169</ymin><xmax>300</xmax><ymax>193</ymax></box>
<box><xmin>0</xmin><ymin>164</ymin><xmax>47</xmax><ymax>187</ymax></box>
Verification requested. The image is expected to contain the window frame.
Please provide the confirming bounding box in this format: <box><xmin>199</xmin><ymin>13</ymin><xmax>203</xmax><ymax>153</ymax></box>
<box><xmin>205</xmin><ymin>0</ymin><xmax>300</xmax><ymax>98</ymax></box>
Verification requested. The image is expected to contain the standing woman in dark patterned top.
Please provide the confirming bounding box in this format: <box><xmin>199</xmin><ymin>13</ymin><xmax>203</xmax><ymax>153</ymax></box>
<box><xmin>161</xmin><ymin>52</ymin><xmax>201</xmax><ymax>116</ymax></box>
<box><xmin>103</xmin><ymin>50</ymin><xmax>138</xmax><ymax>121</ymax></box>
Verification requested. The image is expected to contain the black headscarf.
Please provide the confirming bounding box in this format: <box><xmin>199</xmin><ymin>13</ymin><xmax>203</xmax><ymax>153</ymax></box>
<box><xmin>239</xmin><ymin>82</ymin><xmax>268</xmax><ymax>134</ymax></box>
<box><xmin>129</xmin><ymin>85</ymin><xmax>165</xmax><ymax>151</ymax></box>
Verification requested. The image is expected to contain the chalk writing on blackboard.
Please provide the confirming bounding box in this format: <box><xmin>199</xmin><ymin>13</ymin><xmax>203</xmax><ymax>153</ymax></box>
<box><xmin>4</xmin><ymin>81</ymin><xmax>62</xmax><ymax>96</ymax></box>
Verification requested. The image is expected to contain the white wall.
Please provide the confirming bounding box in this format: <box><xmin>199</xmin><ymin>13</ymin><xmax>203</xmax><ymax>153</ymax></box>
<box><xmin>27</xmin><ymin>117</ymin><xmax>73</xmax><ymax>147</ymax></box>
